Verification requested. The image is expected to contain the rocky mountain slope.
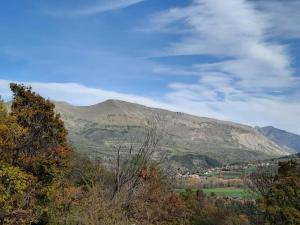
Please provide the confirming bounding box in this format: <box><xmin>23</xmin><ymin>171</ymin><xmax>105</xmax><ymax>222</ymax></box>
<box><xmin>52</xmin><ymin>100</ymin><xmax>289</xmax><ymax>169</ymax></box>
<box><xmin>257</xmin><ymin>126</ymin><xmax>300</xmax><ymax>153</ymax></box>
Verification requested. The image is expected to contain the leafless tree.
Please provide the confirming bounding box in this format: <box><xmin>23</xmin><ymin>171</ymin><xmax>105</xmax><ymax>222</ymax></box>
<box><xmin>111</xmin><ymin>115</ymin><xmax>166</xmax><ymax>200</ymax></box>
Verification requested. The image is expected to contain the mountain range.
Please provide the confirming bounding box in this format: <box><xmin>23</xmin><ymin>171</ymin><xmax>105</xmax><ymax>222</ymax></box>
<box><xmin>257</xmin><ymin>126</ymin><xmax>300</xmax><ymax>153</ymax></box>
<box><xmin>49</xmin><ymin>99</ymin><xmax>292</xmax><ymax>170</ymax></box>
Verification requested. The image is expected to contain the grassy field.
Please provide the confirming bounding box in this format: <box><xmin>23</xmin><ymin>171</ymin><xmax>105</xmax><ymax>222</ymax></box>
<box><xmin>176</xmin><ymin>188</ymin><xmax>255</xmax><ymax>199</ymax></box>
<box><xmin>202</xmin><ymin>188</ymin><xmax>253</xmax><ymax>198</ymax></box>
<box><xmin>205</xmin><ymin>166</ymin><xmax>258</xmax><ymax>179</ymax></box>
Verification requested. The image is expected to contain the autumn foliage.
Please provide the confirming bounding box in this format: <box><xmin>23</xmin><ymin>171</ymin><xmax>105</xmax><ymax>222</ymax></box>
<box><xmin>1</xmin><ymin>84</ymin><xmax>299</xmax><ymax>225</ymax></box>
<box><xmin>0</xmin><ymin>84</ymin><xmax>72</xmax><ymax>224</ymax></box>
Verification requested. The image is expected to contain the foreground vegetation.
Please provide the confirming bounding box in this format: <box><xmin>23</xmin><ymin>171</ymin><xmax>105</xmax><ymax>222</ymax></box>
<box><xmin>0</xmin><ymin>84</ymin><xmax>299</xmax><ymax>225</ymax></box>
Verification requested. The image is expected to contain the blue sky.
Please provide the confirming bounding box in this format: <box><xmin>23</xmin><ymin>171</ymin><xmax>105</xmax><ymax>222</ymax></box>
<box><xmin>0</xmin><ymin>0</ymin><xmax>300</xmax><ymax>134</ymax></box>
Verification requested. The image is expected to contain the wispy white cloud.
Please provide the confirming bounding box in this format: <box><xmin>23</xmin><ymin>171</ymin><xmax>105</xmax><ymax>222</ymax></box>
<box><xmin>1</xmin><ymin>79</ymin><xmax>300</xmax><ymax>135</ymax></box>
<box><xmin>148</xmin><ymin>1</ymin><xmax>299</xmax><ymax>89</ymax></box>
<box><xmin>46</xmin><ymin>0</ymin><xmax>146</xmax><ymax>16</ymax></box>
<box><xmin>0</xmin><ymin>79</ymin><xmax>173</xmax><ymax>109</ymax></box>
<box><xmin>257</xmin><ymin>0</ymin><xmax>300</xmax><ymax>39</ymax></box>
<box><xmin>150</xmin><ymin>0</ymin><xmax>293</xmax><ymax>87</ymax></box>
<box><xmin>144</xmin><ymin>0</ymin><xmax>300</xmax><ymax>133</ymax></box>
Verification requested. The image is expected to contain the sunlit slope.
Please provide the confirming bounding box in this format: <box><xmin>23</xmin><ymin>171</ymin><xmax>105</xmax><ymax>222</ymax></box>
<box><xmin>53</xmin><ymin>99</ymin><xmax>289</xmax><ymax>167</ymax></box>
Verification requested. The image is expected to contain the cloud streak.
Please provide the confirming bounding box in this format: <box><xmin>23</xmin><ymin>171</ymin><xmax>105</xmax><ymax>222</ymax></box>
<box><xmin>257</xmin><ymin>0</ymin><xmax>300</xmax><ymax>39</ymax></box>
<box><xmin>0</xmin><ymin>79</ymin><xmax>172</xmax><ymax>109</ymax></box>
<box><xmin>145</xmin><ymin>0</ymin><xmax>300</xmax><ymax>133</ymax></box>
<box><xmin>148</xmin><ymin>0</ymin><xmax>300</xmax><ymax>108</ymax></box>
<box><xmin>47</xmin><ymin>0</ymin><xmax>146</xmax><ymax>16</ymax></box>
<box><xmin>1</xmin><ymin>79</ymin><xmax>300</xmax><ymax>135</ymax></box>
<box><xmin>150</xmin><ymin>0</ymin><xmax>294</xmax><ymax>89</ymax></box>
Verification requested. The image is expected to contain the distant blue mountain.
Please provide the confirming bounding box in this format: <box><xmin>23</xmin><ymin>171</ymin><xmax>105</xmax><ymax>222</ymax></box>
<box><xmin>258</xmin><ymin>126</ymin><xmax>300</xmax><ymax>153</ymax></box>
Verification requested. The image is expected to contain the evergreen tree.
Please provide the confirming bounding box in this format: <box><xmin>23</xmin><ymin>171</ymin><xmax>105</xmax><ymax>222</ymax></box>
<box><xmin>0</xmin><ymin>99</ymin><xmax>25</xmax><ymax>164</ymax></box>
<box><xmin>0</xmin><ymin>84</ymin><xmax>72</xmax><ymax>224</ymax></box>
<box><xmin>10</xmin><ymin>83</ymin><xmax>68</xmax><ymax>158</ymax></box>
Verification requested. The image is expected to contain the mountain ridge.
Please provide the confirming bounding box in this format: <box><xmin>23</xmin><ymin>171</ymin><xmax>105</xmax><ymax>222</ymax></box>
<box><xmin>257</xmin><ymin>126</ymin><xmax>300</xmax><ymax>153</ymax></box>
<box><xmin>53</xmin><ymin>99</ymin><xmax>289</xmax><ymax>168</ymax></box>
<box><xmin>55</xmin><ymin>99</ymin><xmax>256</xmax><ymax>128</ymax></box>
